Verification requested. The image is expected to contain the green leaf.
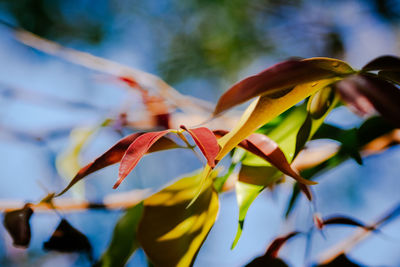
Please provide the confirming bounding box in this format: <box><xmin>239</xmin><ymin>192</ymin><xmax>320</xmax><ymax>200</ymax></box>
<box><xmin>232</xmin><ymin>182</ymin><xmax>263</xmax><ymax>249</ymax></box>
<box><xmin>285</xmin><ymin>117</ymin><xmax>396</xmax><ymax>218</ymax></box>
<box><xmin>238</xmin><ymin>165</ymin><xmax>282</xmax><ymax>186</ymax></box>
<box><xmin>295</xmin><ymin>86</ymin><xmax>338</xmax><ymax>158</ymax></box>
<box><xmin>137</xmin><ymin>171</ymin><xmax>219</xmax><ymax>267</ymax></box>
<box><xmin>232</xmin><ymin>105</ymin><xmax>311</xmax><ymax>247</ymax></box>
<box><xmin>96</xmin><ymin>203</ymin><xmax>144</xmax><ymax>267</ymax></box>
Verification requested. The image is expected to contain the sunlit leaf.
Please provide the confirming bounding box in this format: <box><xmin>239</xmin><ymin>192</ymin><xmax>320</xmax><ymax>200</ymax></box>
<box><xmin>96</xmin><ymin>203</ymin><xmax>144</xmax><ymax>267</ymax></box>
<box><xmin>58</xmin><ymin>132</ymin><xmax>178</xmax><ymax>196</ymax></box>
<box><xmin>232</xmin><ymin>182</ymin><xmax>263</xmax><ymax>248</ymax></box>
<box><xmin>317</xmin><ymin>253</ymin><xmax>361</xmax><ymax>267</ymax></box>
<box><xmin>227</xmin><ymin>104</ymin><xmax>319</xmax><ymax>247</ymax></box>
<box><xmin>241</xmin><ymin>133</ymin><xmax>315</xmax><ymax>185</ymax></box>
<box><xmin>43</xmin><ymin>219</ymin><xmax>92</xmax><ymax>259</ymax></box>
<box><xmin>116</xmin><ymin>130</ymin><xmax>171</xmax><ymax>188</ymax></box>
<box><xmin>238</xmin><ymin>165</ymin><xmax>282</xmax><ymax>186</ymax></box>
<box><xmin>181</xmin><ymin>125</ymin><xmax>220</xmax><ymax>168</ymax></box>
<box><xmin>214</xmin><ymin>58</ymin><xmax>353</xmax><ymax>115</ymax></box>
<box><xmin>295</xmin><ymin>86</ymin><xmax>338</xmax><ymax>158</ymax></box>
<box><xmin>137</xmin><ymin>171</ymin><xmax>219</xmax><ymax>267</ymax></box>
<box><xmin>216</xmin><ymin>78</ymin><xmax>339</xmax><ymax>164</ymax></box>
<box><xmin>216</xmin><ymin>130</ymin><xmax>315</xmax><ymax>185</ymax></box>
<box><xmin>3</xmin><ymin>204</ymin><xmax>33</xmax><ymax>247</ymax></box>
<box><xmin>362</xmin><ymin>55</ymin><xmax>400</xmax><ymax>71</ymax></box>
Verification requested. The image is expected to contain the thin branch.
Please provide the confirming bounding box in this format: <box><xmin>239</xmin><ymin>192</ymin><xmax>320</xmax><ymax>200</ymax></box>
<box><xmin>0</xmin><ymin>20</ymin><xmax>214</xmax><ymax>115</ymax></box>
<box><xmin>0</xmin><ymin>189</ymin><xmax>152</xmax><ymax>213</ymax></box>
<box><xmin>316</xmin><ymin>203</ymin><xmax>400</xmax><ymax>264</ymax></box>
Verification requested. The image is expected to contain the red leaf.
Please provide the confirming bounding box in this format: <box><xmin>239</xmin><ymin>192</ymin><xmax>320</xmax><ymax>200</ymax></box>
<box><xmin>239</xmin><ymin>133</ymin><xmax>317</xmax><ymax>185</ymax></box>
<box><xmin>213</xmin><ymin>59</ymin><xmax>347</xmax><ymax>115</ymax></box>
<box><xmin>116</xmin><ymin>130</ymin><xmax>170</xmax><ymax>188</ymax></box>
<box><xmin>362</xmin><ymin>55</ymin><xmax>400</xmax><ymax>71</ymax></box>
<box><xmin>181</xmin><ymin>125</ymin><xmax>220</xmax><ymax>168</ymax></box>
<box><xmin>58</xmin><ymin>133</ymin><xmax>178</xmax><ymax>196</ymax></box>
<box><xmin>119</xmin><ymin>76</ymin><xmax>140</xmax><ymax>88</ymax></box>
<box><xmin>265</xmin><ymin>232</ymin><xmax>300</xmax><ymax>258</ymax></box>
<box><xmin>337</xmin><ymin>75</ymin><xmax>400</xmax><ymax>127</ymax></box>
<box><xmin>214</xmin><ymin>130</ymin><xmax>316</xmax><ymax>185</ymax></box>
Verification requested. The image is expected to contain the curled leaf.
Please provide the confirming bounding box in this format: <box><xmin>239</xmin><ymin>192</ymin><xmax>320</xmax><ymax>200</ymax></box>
<box><xmin>362</xmin><ymin>55</ymin><xmax>400</xmax><ymax>71</ymax></box>
<box><xmin>43</xmin><ymin>219</ymin><xmax>92</xmax><ymax>259</ymax></box>
<box><xmin>3</xmin><ymin>204</ymin><xmax>34</xmax><ymax>247</ymax></box>
<box><xmin>180</xmin><ymin>125</ymin><xmax>220</xmax><ymax>168</ymax></box>
<box><xmin>116</xmin><ymin>130</ymin><xmax>171</xmax><ymax>188</ymax></box>
<box><xmin>214</xmin><ymin>58</ymin><xmax>353</xmax><ymax>115</ymax></box>
<box><xmin>308</xmin><ymin>86</ymin><xmax>336</xmax><ymax>120</ymax></box>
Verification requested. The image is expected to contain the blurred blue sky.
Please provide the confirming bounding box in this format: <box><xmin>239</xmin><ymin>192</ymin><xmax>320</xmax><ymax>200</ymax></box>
<box><xmin>0</xmin><ymin>0</ymin><xmax>400</xmax><ymax>266</ymax></box>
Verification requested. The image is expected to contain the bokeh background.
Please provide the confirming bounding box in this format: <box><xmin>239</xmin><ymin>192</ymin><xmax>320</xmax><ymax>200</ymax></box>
<box><xmin>0</xmin><ymin>0</ymin><xmax>400</xmax><ymax>266</ymax></box>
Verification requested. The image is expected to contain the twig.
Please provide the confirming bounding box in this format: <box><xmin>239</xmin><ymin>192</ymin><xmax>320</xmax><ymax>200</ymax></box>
<box><xmin>0</xmin><ymin>20</ymin><xmax>214</xmax><ymax>115</ymax></box>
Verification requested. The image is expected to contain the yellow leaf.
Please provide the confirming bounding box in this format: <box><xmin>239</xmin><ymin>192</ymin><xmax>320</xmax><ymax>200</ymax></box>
<box><xmin>216</xmin><ymin>78</ymin><xmax>339</xmax><ymax>162</ymax></box>
<box><xmin>137</xmin><ymin>172</ymin><xmax>219</xmax><ymax>267</ymax></box>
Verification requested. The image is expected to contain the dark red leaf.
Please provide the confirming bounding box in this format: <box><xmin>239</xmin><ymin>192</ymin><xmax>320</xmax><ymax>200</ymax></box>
<box><xmin>213</xmin><ymin>130</ymin><xmax>316</xmax><ymax>185</ymax></box>
<box><xmin>246</xmin><ymin>257</ymin><xmax>289</xmax><ymax>267</ymax></box>
<box><xmin>58</xmin><ymin>133</ymin><xmax>178</xmax><ymax>196</ymax></box>
<box><xmin>3</xmin><ymin>204</ymin><xmax>33</xmax><ymax>247</ymax></box>
<box><xmin>116</xmin><ymin>130</ymin><xmax>170</xmax><ymax>188</ymax></box>
<box><xmin>322</xmin><ymin>216</ymin><xmax>374</xmax><ymax>231</ymax></box>
<box><xmin>43</xmin><ymin>219</ymin><xmax>92</xmax><ymax>259</ymax></box>
<box><xmin>245</xmin><ymin>232</ymin><xmax>300</xmax><ymax>266</ymax></box>
<box><xmin>239</xmin><ymin>133</ymin><xmax>317</xmax><ymax>185</ymax></box>
<box><xmin>213</xmin><ymin>59</ymin><xmax>349</xmax><ymax>115</ymax></box>
<box><xmin>362</xmin><ymin>55</ymin><xmax>400</xmax><ymax>71</ymax></box>
<box><xmin>180</xmin><ymin>125</ymin><xmax>220</xmax><ymax>168</ymax></box>
<box><xmin>265</xmin><ymin>232</ymin><xmax>300</xmax><ymax>258</ymax></box>
<box><xmin>337</xmin><ymin>75</ymin><xmax>400</xmax><ymax>127</ymax></box>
